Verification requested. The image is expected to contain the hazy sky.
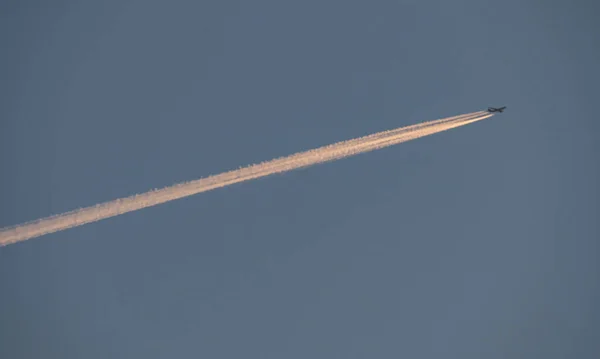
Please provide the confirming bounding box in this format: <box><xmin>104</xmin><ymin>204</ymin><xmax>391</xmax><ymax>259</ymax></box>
<box><xmin>1</xmin><ymin>0</ymin><xmax>598</xmax><ymax>358</ymax></box>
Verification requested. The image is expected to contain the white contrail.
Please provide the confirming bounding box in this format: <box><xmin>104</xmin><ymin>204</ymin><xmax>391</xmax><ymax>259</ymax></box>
<box><xmin>0</xmin><ymin>111</ymin><xmax>492</xmax><ymax>246</ymax></box>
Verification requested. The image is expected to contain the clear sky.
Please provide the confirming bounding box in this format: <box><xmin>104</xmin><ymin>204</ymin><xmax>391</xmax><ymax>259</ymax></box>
<box><xmin>1</xmin><ymin>0</ymin><xmax>598</xmax><ymax>358</ymax></box>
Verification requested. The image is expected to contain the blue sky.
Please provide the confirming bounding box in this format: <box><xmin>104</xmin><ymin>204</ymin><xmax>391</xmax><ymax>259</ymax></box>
<box><xmin>1</xmin><ymin>0</ymin><xmax>598</xmax><ymax>358</ymax></box>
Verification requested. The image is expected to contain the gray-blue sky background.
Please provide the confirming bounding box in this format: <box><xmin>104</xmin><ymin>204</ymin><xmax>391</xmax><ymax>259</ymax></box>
<box><xmin>1</xmin><ymin>0</ymin><xmax>598</xmax><ymax>358</ymax></box>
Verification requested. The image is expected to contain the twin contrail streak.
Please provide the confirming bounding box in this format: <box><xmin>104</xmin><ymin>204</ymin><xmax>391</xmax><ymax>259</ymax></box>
<box><xmin>0</xmin><ymin>111</ymin><xmax>492</xmax><ymax>247</ymax></box>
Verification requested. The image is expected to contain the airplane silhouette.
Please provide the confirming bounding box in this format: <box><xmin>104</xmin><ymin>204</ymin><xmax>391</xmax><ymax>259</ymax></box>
<box><xmin>487</xmin><ymin>106</ymin><xmax>506</xmax><ymax>113</ymax></box>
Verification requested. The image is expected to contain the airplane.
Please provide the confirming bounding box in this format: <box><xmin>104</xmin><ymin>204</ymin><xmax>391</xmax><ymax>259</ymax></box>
<box><xmin>487</xmin><ymin>106</ymin><xmax>506</xmax><ymax>113</ymax></box>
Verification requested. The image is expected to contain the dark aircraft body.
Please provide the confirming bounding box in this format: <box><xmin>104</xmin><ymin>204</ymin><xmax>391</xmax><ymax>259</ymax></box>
<box><xmin>488</xmin><ymin>106</ymin><xmax>506</xmax><ymax>113</ymax></box>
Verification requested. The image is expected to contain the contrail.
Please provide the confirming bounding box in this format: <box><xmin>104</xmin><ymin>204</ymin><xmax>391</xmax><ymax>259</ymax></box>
<box><xmin>0</xmin><ymin>111</ymin><xmax>492</xmax><ymax>246</ymax></box>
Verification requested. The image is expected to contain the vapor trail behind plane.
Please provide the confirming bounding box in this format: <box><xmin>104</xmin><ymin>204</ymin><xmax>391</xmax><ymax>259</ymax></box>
<box><xmin>0</xmin><ymin>111</ymin><xmax>492</xmax><ymax>246</ymax></box>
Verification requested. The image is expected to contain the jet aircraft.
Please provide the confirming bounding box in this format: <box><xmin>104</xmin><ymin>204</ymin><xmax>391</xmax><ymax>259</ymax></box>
<box><xmin>487</xmin><ymin>106</ymin><xmax>506</xmax><ymax>113</ymax></box>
